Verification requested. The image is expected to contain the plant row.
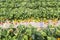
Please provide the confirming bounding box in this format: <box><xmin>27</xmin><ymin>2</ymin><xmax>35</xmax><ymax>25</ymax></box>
<box><xmin>0</xmin><ymin>0</ymin><xmax>58</xmax><ymax>2</ymax></box>
<box><xmin>0</xmin><ymin>7</ymin><xmax>59</xmax><ymax>21</ymax></box>
<box><xmin>0</xmin><ymin>0</ymin><xmax>60</xmax><ymax>21</ymax></box>
<box><xmin>0</xmin><ymin>25</ymin><xmax>60</xmax><ymax>40</ymax></box>
<box><xmin>0</xmin><ymin>1</ymin><xmax>60</xmax><ymax>8</ymax></box>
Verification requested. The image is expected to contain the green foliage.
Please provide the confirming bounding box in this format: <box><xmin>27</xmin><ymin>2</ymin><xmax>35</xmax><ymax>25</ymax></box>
<box><xmin>0</xmin><ymin>25</ymin><xmax>60</xmax><ymax>40</ymax></box>
<box><xmin>0</xmin><ymin>0</ymin><xmax>60</xmax><ymax>21</ymax></box>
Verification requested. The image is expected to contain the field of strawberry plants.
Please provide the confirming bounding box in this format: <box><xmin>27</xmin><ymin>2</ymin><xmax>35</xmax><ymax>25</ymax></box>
<box><xmin>0</xmin><ymin>0</ymin><xmax>60</xmax><ymax>40</ymax></box>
